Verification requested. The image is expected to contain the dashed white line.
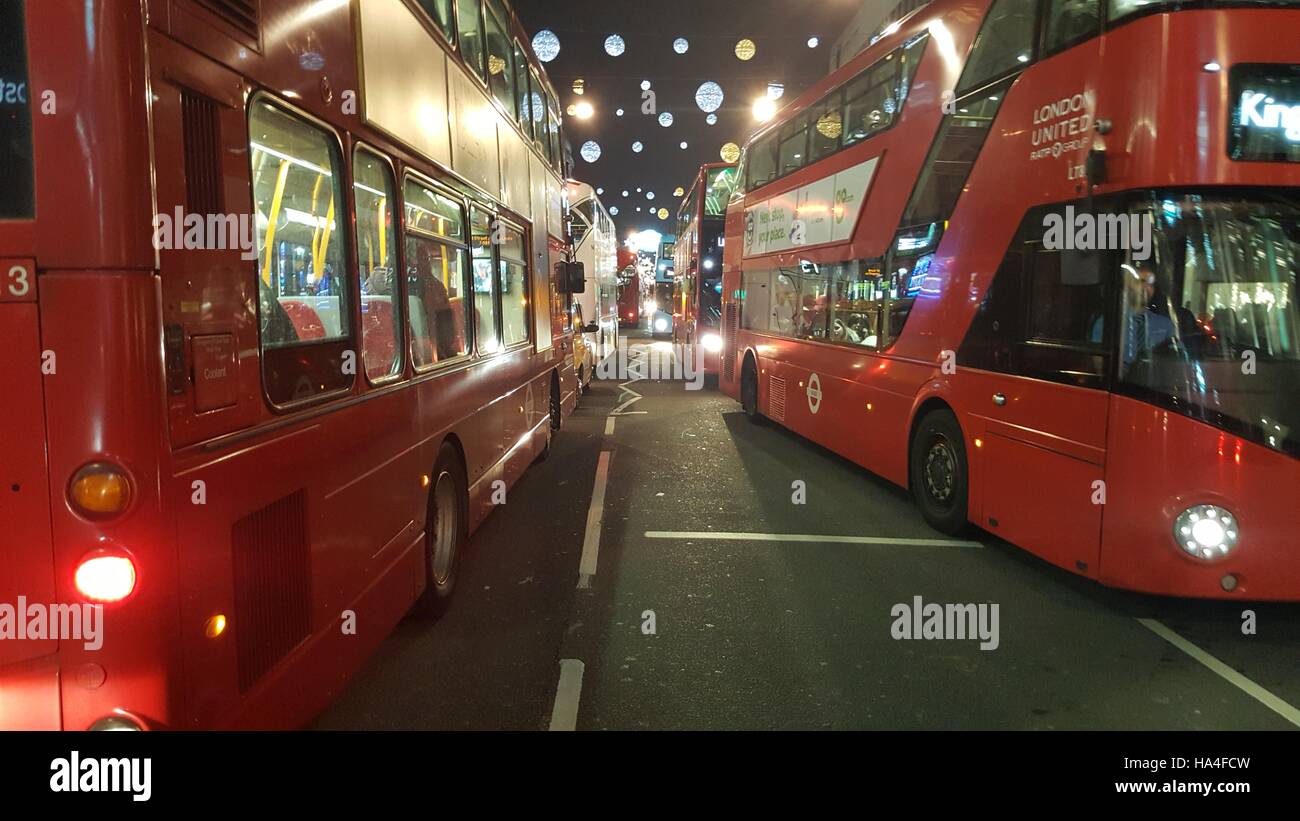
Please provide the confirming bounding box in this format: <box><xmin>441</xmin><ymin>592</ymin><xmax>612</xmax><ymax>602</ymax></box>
<box><xmin>1137</xmin><ymin>617</ymin><xmax>1300</xmax><ymax>728</ymax></box>
<box><xmin>548</xmin><ymin>658</ymin><xmax>585</xmax><ymax>731</ymax></box>
<box><xmin>644</xmin><ymin>531</ymin><xmax>984</xmax><ymax>548</ymax></box>
<box><xmin>604</xmin><ymin>416</ymin><xmax>616</xmax><ymax>436</ymax></box>
<box><xmin>577</xmin><ymin>451</ymin><xmax>612</xmax><ymax>588</ymax></box>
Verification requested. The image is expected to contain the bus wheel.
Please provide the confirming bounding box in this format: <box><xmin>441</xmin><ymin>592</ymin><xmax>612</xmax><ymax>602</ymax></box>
<box><xmin>419</xmin><ymin>443</ymin><xmax>468</xmax><ymax>614</ymax></box>
<box><xmin>909</xmin><ymin>409</ymin><xmax>969</xmax><ymax>536</ymax></box>
<box><xmin>550</xmin><ymin>375</ymin><xmax>562</xmax><ymax>431</ymax></box>
<box><xmin>741</xmin><ymin>357</ymin><xmax>762</xmax><ymax>423</ymax></box>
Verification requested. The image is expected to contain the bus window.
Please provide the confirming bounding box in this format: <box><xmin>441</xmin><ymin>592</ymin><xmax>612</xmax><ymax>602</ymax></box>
<box><xmin>471</xmin><ymin>208</ymin><xmax>500</xmax><ymax>353</ymax></box>
<box><xmin>484</xmin><ymin>0</ymin><xmax>516</xmax><ymax>117</ymax></box>
<box><xmin>354</xmin><ymin>147</ymin><xmax>403</xmax><ymax>382</ymax></box>
<box><xmin>0</xmin><ymin>0</ymin><xmax>33</xmax><ymax>219</ymax></box>
<box><xmin>808</xmin><ymin>94</ymin><xmax>842</xmax><ymax>163</ymax></box>
<box><xmin>843</xmin><ymin>60</ymin><xmax>897</xmax><ymax>146</ymax></box>
<box><xmin>1042</xmin><ymin>0</ymin><xmax>1100</xmax><ymax>54</ymax></box>
<box><xmin>515</xmin><ymin>42</ymin><xmax>533</xmax><ymax>137</ymax></box>
<box><xmin>746</xmin><ymin>134</ymin><xmax>778</xmax><ymax>189</ymax></box>
<box><xmin>457</xmin><ymin>0</ymin><xmax>486</xmax><ymax>80</ymax></box>
<box><xmin>706</xmin><ymin>167</ymin><xmax>737</xmax><ymax>215</ymax></box>
<box><xmin>414</xmin><ymin>0</ymin><xmax>454</xmax><ymax>41</ymax></box>
<box><xmin>404</xmin><ymin>176</ymin><xmax>470</xmax><ymax>368</ymax></box>
<box><xmin>956</xmin><ymin>0</ymin><xmax>1039</xmax><ymax>95</ymax></box>
<box><xmin>547</xmin><ymin>104</ymin><xmax>562</xmax><ymax>172</ymax></box>
<box><xmin>1025</xmin><ymin>247</ymin><xmax>1108</xmax><ymax>347</ymax></box>
<box><xmin>778</xmin><ymin>116</ymin><xmax>809</xmax><ymax>177</ymax></box>
<box><xmin>498</xmin><ymin>222</ymin><xmax>530</xmax><ymax>347</ymax></box>
<box><xmin>249</xmin><ymin>99</ymin><xmax>353</xmax><ymax>403</ymax></box>
<box><xmin>828</xmin><ymin>260</ymin><xmax>886</xmax><ymax>348</ymax></box>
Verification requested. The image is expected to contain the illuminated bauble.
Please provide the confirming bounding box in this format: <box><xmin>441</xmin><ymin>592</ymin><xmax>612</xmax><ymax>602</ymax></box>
<box><xmin>604</xmin><ymin>35</ymin><xmax>625</xmax><ymax>56</ymax></box>
<box><xmin>657</xmin><ymin>208</ymin><xmax>669</xmax><ymax>220</ymax></box>
<box><xmin>580</xmin><ymin>141</ymin><xmax>602</xmax><ymax>163</ymax></box>
<box><xmin>488</xmin><ymin>55</ymin><xmax>506</xmax><ymax>76</ymax></box>
<box><xmin>530</xmin><ymin>92</ymin><xmax>545</xmax><ymax>122</ymax></box>
<box><xmin>609</xmin><ymin>206</ymin><xmax>620</xmax><ymax>215</ymax></box>
<box><xmin>565</xmin><ymin>103</ymin><xmax>577</xmax><ymax>116</ymax></box>
<box><xmin>720</xmin><ymin>142</ymin><xmax>741</xmax><ymax>163</ymax></box>
<box><xmin>532</xmin><ymin>30</ymin><xmax>560</xmax><ymax>62</ymax></box>
<box><xmin>695</xmin><ymin>81</ymin><xmax>724</xmax><ymax>113</ymax></box>
<box><xmin>658</xmin><ymin>112</ymin><xmax>674</xmax><ymax>127</ymax></box>
<box><xmin>616</xmin><ymin>108</ymin><xmax>625</xmax><ymax>117</ymax></box>
<box><xmin>596</xmin><ymin>187</ymin><xmax>604</xmax><ymax>195</ymax></box>
<box><xmin>646</xmin><ymin>192</ymin><xmax>655</xmax><ymax>200</ymax></box>
<box><xmin>807</xmin><ymin>37</ymin><xmax>820</xmax><ymax>48</ymax></box>
<box><xmin>640</xmin><ymin>80</ymin><xmax>651</xmax><ymax>91</ymax></box>
<box><xmin>706</xmin><ymin>113</ymin><xmax>718</xmax><ymax>125</ymax></box>
<box><xmin>632</xmin><ymin>141</ymin><xmax>643</xmax><ymax>153</ymax></box>
<box><xmin>767</xmin><ymin>83</ymin><xmax>785</xmax><ymax>100</ymax></box>
<box><xmin>679</xmin><ymin>141</ymin><xmax>688</xmax><ymax>149</ymax></box>
<box><xmin>572</xmin><ymin>78</ymin><xmax>585</xmax><ymax>95</ymax></box>
<box><xmin>673</xmin><ymin>186</ymin><xmax>685</xmax><ymax>197</ymax></box>
<box><xmin>816</xmin><ymin>110</ymin><xmax>843</xmax><ymax>140</ymax></box>
<box><xmin>735</xmin><ymin>39</ymin><xmax>756</xmax><ymax>61</ymax></box>
<box><xmin>673</xmin><ymin>38</ymin><xmax>689</xmax><ymax>54</ymax></box>
<box><xmin>621</xmin><ymin>190</ymin><xmax>629</xmax><ymax>197</ymax></box>
<box><xmin>574</xmin><ymin>101</ymin><xmax>593</xmax><ymax>119</ymax></box>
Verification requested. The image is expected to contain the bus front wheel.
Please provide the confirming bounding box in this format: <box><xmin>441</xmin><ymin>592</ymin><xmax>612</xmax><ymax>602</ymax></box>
<box><xmin>909</xmin><ymin>409</ymin><xmax>970</xmax><ymax>536</ymax></box>
<box><xmin>741</xmin><ymin>357</ymin><xmax>762</xmax><ymax>423</ymax></box>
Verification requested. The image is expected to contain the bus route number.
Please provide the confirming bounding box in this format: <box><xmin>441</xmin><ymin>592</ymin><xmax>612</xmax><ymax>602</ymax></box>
<box><xmin>2</xmin><ymin>261</ymin><xmax>36</xmax><ymax>302</ymax></box>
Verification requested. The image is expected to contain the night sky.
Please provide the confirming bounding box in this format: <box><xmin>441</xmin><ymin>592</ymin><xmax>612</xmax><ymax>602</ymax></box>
<box><xmin>510</xmin><ymin>0</ymin><xmax>865</xmax><ymax>240</ymax></box>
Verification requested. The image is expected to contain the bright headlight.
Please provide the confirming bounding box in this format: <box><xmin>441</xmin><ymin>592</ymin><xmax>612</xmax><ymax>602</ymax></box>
<box><xmin>1174</xmin><ymin>504</ymin><xmax>1239</xmax><ymax>560</ymax></box>
<box><xmin>701</xmin><ymin>333</ymin><xmax>722</xmax><ymax>352</ymax></box>
<box><xmin>654</xmin><ymin>317</ymin><xmax>669</xmax><ymax>332</ymax></box>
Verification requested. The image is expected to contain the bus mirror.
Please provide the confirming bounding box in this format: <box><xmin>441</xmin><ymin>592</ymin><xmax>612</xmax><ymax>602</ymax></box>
<box><xmin>558</xmin><ymin>260</ymin><xmax>586</xmax><ymax>293</ymax></box>
<box><xmin>583</xmin><ymin>321</ymin><xmax>599</xmax><ymax>334</ymax></box>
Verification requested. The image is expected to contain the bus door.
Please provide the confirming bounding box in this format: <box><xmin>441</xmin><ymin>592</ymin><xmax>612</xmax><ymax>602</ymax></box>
<box><xmin>957</xmin><ymin>205</ymin><xmax>1114</xmax><ymax>576</ymax></box>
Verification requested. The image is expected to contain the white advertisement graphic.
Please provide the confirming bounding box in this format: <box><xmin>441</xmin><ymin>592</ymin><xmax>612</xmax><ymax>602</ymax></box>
<box><xmin>743</xmin><ymin>156</ymin><xmax>879</xmax><ymax>257</ymax></box>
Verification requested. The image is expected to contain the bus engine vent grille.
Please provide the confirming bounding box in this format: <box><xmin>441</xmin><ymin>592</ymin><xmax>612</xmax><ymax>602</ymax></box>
<box><xmin>191</xmin><ymin>0</ymin><xmax>260</xmax><ymax>42</ymax></box>
<box><xmin>769</xmin><ymin>375</ymin><xmax>786</xmax><ymax>422</ymax></box>
<box><xmin>723</xmin><ymin>303</ymin><xmax>738</xmax><ymax>382</ymax></box>
<box><xmin>181</xmin><ymin>90</ymin><xmax>223</xmax><ymax>217</ymax></box>
<box><xmin>230</xmin><ymin>490</ymin><xmax>312</xmax><ymax>694</ymax></box>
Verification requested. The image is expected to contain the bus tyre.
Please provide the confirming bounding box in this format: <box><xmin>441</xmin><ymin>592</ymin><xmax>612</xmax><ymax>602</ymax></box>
<box><xmin>419</xmin><ymin>443</ymin><xmax>468</xmax><ymax>615</ymax></box>
<box><xmin>550</xmin><ymin>375</ymin><xmax>562</xmax><ymax>432</ymax></box>
<box><xmin>910</xmin><ymin>409</ymin><xmax>970</xmax><ymax>536</ymax></box>
<box><xmin>741</xmin><ymin>357</ymin><xmax>762</xmax><ymax>423</ymax></box>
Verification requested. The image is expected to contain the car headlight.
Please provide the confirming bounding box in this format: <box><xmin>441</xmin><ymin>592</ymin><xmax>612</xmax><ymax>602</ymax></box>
<box><xmin>654</xmin><ymin>317</ymin><xmax>669</xmax><ymax>332</ymax></box>
<box><xmin>1174</xmin><ymin>504</ymin><xmax>1239</xmax><ymax>560</ymax></box>
<box><xmin>701</xmin><ymin>333</ymin><xmax>723</xmax><ymax>352</ymax></box>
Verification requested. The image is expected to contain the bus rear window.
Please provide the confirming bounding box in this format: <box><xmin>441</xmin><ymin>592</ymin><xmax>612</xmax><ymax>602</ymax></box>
<box><xmin>0</xmin><ymin>1</ymin><xmax>34</xmax><ymax>219</ymax></box>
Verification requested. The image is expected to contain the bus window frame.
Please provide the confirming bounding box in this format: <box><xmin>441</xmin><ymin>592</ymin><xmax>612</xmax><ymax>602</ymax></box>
<box><xmin>402</xmin><ymin>168</ymin><xmax>476</xmax><ymax>374</ymax></box>
<box><xmin>246</xmin><ymin>92</ymin><xmax>359</xmax><ymax>413</ymax></box>
<box><xmin>410</xmin><ymin>0</ymin><xmax>457</xmax><ymax>46</ymax></box>
<box><xmin>352</xmin><ymin>142</ymin><xmax>409</xmax><ymax>388</ymax></box>
<box><xmin>454</xmin><ymin>0</ymin><xmax>488</xmax><ymax>84</ymax></box>
<box><xmin>494</xmin><ymin>214</ymin><xmax>534</xmax><ymax>351</ymax></box>
<box><xmin>1038</xmin><ymin>0</ymin><xmax>1103</xmax><ymax>58</ymax></box>
<box><xmin>955</xmin><ymin>0</ymin><xmax>1045</xmax><ymax>97</ymax></box>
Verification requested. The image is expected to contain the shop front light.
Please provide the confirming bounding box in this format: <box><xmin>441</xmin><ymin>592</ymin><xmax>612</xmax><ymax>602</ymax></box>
<box><xmin>1174</xmin><ymin>504</ymin><xmax>1240</xmax><ymax>560</ymax></box>
<box><xmin>701</xmin><ymin>333</ymin><xmax>723</xmax><ymax>352</ymax></box>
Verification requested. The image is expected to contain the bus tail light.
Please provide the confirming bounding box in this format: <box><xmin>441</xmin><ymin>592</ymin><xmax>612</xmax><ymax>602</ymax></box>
<box><xmin>69</xmin><ymin>462</ymin><xmax>133</xmax><ymax>518</ymax></box>
<box><xmin>75</xmin><ymin>554</ymin><xmax>137</xmax><ymax>603</ymax></box>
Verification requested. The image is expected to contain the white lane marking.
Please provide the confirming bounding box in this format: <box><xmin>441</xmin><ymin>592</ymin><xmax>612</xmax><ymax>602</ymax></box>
<box><xmin>1137</xmin><ymin>618</ymin><xmax>1300</xmax><ymax>728</ymax></box>
<box><xmin>578</xmin><ymin>451</ymin><xmax>613</xmax><ymax>588</ymax></box>
<box><xmin>604</xmin><ymin>416</ymin><xmax>616</xmax><ymax>436</ymax></box>
<box><xmin>644</xmin><ymin>531</ymin><xmax>983</xmax><ymax>548</ymax></box>
<box><xmin>548</xmin><ymin>658</ymin><xmax>585</xmax><ymax>731</ymax></box>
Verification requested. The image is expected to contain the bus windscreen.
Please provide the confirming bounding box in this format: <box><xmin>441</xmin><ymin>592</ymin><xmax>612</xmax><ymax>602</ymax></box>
<box><xmin>0</xmin><ymin>0</ymin><xmax>34</xmax><ymax>219</ymax></box>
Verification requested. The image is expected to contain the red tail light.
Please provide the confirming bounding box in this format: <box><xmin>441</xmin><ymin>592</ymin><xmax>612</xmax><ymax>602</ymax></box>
<box><xmin>75</xmin><ymin>555</ymin><xmax>137</xmax><ymax>603</ymax></box>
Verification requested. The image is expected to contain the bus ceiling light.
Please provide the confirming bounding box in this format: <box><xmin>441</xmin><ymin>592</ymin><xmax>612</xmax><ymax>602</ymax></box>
<box><xmin>75</xmin><ymin>554</ymin><xmax>138</xmax><ymax>603</ymax></box>
<box><xmin>701</xmin><ymin>333</ymin><xmax>723</xmax><ymax>352</ymax></box>
<box><xmin>69</xmin><ymin>462</ymin><xmax>133</xmax><ymax>518</ymax></box>
<box><xmin>1203</xmin><ymin>61</ymin><xmax>1222</xmax><ymax>72</ymax></box>
<box><xmin>1174</xmin><ymin>504</ymin><xmax>1239</xmax><ymax>561</ymax></box>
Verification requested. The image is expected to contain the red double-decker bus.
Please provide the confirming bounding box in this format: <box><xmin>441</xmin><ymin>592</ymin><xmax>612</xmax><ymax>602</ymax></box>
<box><xmin>0</xmin><ymin>0</ymin><xmax>583</xmax><ymax>729</ymax></box>
<box><xmin>672</xmin><ymin>163</ymin><xmax>736</xmax><ymax>375</ymax></box>
<box><xmin>720</xmin><ymin>0</ymin><xmax>1300</xmax><ymax>599</ymax></box>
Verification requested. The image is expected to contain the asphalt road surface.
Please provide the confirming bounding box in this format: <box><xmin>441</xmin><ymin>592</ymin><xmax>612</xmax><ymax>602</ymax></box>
<box><xmin>315</xmin><ymin>333</ymin><xmax>1300</xmax><ymax>731</ymax></box>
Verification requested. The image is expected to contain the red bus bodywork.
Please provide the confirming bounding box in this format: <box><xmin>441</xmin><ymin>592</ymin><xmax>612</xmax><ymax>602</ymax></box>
<box><xmin>0</xmin><ymin>0</ymin><xmax>579</xmax><ymax>729</ymax></box>
<box><xmin>617</xmin><ymin>248</ymin><xmax>640</xmax><ymax>328</ymax></box>
<box><xmin>672</xmin><ymin>163</ymin><xmax>735</xmax><ymax>376</ymax></box>
<box><xmin>720</xmin><ymin>1</ymin><xmax>1300</xmax><ymax>600</ymax></box>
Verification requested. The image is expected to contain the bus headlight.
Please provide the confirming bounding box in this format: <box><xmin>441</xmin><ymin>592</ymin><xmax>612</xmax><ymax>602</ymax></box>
<box><xmin>1174</xmin><ymin>504</ymin><xmax>1239</xmax><ymax>560</ymax></box>
<box><xmin>654</xmin><ymin>317</ymin><xmax>669</xmax><ymax>332</ymax></box>
<box><xmin>701</xmin><ymin>333</ymin><xmax>723</xmax><ymax>352</ymax></box>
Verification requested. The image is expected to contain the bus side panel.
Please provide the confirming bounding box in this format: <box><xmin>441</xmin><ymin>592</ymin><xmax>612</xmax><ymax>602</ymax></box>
<box><xmin>40</xmin><ymin>272</ymin><xmax>180</xmax><ymax>731</ymax></box>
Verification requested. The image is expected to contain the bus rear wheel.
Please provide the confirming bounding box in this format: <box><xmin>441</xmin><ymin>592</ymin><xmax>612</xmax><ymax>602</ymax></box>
<box><xmin>909</xmin><ymin>409</ymin><xmax>970</xmax><ymax>536</ymax></box>
<box><xmin>418</xmin><ymin>443</ymin><xmax>468</xmax><ymax>615</ymax></box>
<box><xmin>741</xmin><ymin>356</ymin><xmax>762</xmax><ymax>423</ymax></box>
<box><xmin>549</xmin><ymin>375</ymin><xmax>562</xmax><ymax>431</ymax></box>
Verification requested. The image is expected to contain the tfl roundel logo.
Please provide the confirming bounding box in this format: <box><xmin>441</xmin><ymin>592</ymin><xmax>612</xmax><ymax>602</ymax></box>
<box><xmin>806</xmin><ymin>373</ymin><xmax>822</xmax><ymax>414</ymax></box>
